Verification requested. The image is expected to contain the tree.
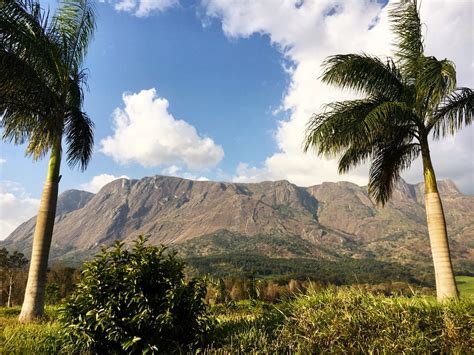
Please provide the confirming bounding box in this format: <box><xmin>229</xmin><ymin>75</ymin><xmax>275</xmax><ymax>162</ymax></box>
<box><xmin>304</xmin><ymin>0</ymin><xmax>472</xmax><ymax>301</ymax></box>
<box><xmin>60</xmin><ymin>237</ymin><xmax>210</xmax><ymax>353</ymax></box>
<box><xmin>0</xmin><ymin>0</ymin><xmax>96</xmax><ymax>320</ymax></box>
<box><xmin>0</xmin><ymin>248</ymin><xmax>28</xmax><ymax>307</ymax></box>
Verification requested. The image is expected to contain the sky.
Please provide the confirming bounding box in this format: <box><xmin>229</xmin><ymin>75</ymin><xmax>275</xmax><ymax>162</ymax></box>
<box><xmin>0</xmin><ymin>0</ymin><xmax>473</xmax><ymax>239</ymax></box>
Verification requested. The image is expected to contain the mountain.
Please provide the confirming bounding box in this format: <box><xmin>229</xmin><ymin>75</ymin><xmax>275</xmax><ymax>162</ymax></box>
<box><xmin>3</xmin><ymin>190</ymin><xmax>94</xmax><ymax>257</ymax></box>
<box><xmin>3</xmin><ymin>176</ymin><xmax>473</xmax><ymax>271</ymax></box>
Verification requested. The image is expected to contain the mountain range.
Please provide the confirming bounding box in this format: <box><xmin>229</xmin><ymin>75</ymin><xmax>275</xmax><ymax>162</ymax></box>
<box><xmin>3</xmin><ymin>175</ymin><xmax>473</xmax><ymax>272</ymax></box>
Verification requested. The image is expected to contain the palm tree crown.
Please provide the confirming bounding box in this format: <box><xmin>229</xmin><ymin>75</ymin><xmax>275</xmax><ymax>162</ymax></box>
<box><xmin>0</xmin><ymin>0</ymin><xmax>95</xmax><ymax>168</ymax></box>
<box><xmin>305</xmin><ymin>0</ymin><xmax>473</xmax><ymax>205</ymax></box>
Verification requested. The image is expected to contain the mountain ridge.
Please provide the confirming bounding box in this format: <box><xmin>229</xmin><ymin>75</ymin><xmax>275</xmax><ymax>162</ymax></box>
<box><xmin>3</xmin><ymin>175</ymin><xmax>473</xmax><ymax>270</ymax></box>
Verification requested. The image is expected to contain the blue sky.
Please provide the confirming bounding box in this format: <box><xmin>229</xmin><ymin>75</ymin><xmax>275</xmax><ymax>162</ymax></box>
<box><xmin>1</xmin><ymin>0</ymin><xmax>472</xmax><ymax>239</ymax></box>
<box><xmin>1</xmin><ymin>0</ymin><xmax>290</xmax><ymax>195</ymax></box>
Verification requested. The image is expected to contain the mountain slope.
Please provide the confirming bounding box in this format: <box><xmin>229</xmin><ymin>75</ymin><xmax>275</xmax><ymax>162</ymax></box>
<box><xmin>2</xmin><ymin>190</ymin><xmax>94</xmax><ymax>257</ymax></box>
<box><xmin>3</xmin><ymin>176</ymin><xmax>473</xmax><ymax>270</ymax></box>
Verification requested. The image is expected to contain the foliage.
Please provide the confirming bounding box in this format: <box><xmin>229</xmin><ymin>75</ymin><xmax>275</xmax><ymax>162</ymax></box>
<box><xmin>202</xmin><ymin>289</ymin><xmax>474</xmax><ymax>353</ymax></box>
<box><xmin>304</xmin><ymin>0</ymin><xmax>473</xmax><ymax>205</ymax></box>
<box><xmin>59</xmin><ymin>236</ymin><xmax>212</xmax><ymax>353</ymax></box>
<box><xmin>1</xmin><ymin>288</ymin><xmax>472</xmax><ymax>353</ymax></box>
<box><xmin>0</xmin><ymin>248</ymin><xmax>28</xmax><ymax>306</ymax></box>
<box><xmin>0</xmin><ymin>0</ymin><xmax>96</xmax><ymax>168</ymax></box>
<box><xmin>277</xmin><ymin>288</ymin><xmax>474</xmax><ymax>353</ymax></box>
<box><xmin>46</xmin><ymin>264</ymin><xmax>80</xmax><ymax>301</ymax></box>
<box><xmin>0</xmin><ymin>262</ymin><xmax>78</xmax><ymax>308</ymax></box>
<box><xmin>45</xmin><ymin>283</ymin><xmax>61</xmax><ymax>305</ymax></box>
<box><xmin>186</xmin><ymin>253</ymin><xmax>428</xmax><ymax>286</ymax></box>
<box><xmin>0</xmin><ymin>248</ymin><xmax>28</xmax><ymax>271</ymax></box>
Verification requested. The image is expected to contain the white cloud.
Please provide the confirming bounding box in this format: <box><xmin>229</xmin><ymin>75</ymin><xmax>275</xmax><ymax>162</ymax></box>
<box><xmin>100</xmin><ymin>88</ymin><xmax>224</xmax><ymax>171</ymax></box>
<box><xmin>0</xmin><ymin>158</ymin><xmax>6</xmax><ymax>164</ymax></box>
<box><xmin>161</xmin><ymin>165</ymin><xmax>209</xmax><ymax>181</ymax></box>
<box><xmin>80</xmin><ymin>174</ymin><xmax>130</xmax><ymax>193</ymax></box>
<box><xmin>203</xmin><ymin>0</ymin><xmax>474</xmax><ymax>193</ymax></box>
<box><xmin>113</xmin><ymin>0</ymin><xmax>178</xmax><ymax>17</ymax></box>
<box><xmin>0</xmin><ymin>181</ymin><xmax>39</xmax><ymax>240</ymax></box>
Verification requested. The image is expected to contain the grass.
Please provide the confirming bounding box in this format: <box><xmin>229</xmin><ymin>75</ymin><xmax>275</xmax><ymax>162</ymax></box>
<box><xmin>457</xmin><ymin>275</ymin><xmax>474</xmax><ymax>297</ymax></box>
<box><xmin>0</xmin><ymin>306</ymin><xmax>62</xmax><ymax>354</ymax></box>
<box><xmin>1</xmin><ymin>288</ymin><xmax>473</xmax><ymax>354</ymax></box>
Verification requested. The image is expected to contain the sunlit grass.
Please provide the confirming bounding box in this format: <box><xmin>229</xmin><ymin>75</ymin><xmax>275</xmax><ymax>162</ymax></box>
<box><xmin>457</xmin><ymin>275</ymin><xmax>474</xmax><ymax>297</ymax></box>
<box><xmin>1</xmin><ymin>290</ymin><xmax>472</xmax><ymax>353</ymax></box>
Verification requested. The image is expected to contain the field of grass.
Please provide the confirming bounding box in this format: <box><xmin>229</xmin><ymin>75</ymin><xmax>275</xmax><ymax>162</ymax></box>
<box><xmin>457</xmin><ymin>275</ymin><xmax>474</xmax><ymax>297</ymax></box>
<box><xmin>1</xmin><ymin>288</ymin><xmax>473</xmax><ymax>354</ymax></box>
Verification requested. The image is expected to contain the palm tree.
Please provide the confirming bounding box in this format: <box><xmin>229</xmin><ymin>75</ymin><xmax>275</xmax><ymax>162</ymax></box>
<box><xmin>304</xmin><ymin>0</ymin><xmax>472</xmax><ymax>301</ymax></box>
<box><xmin>0</xmin><ymin>0</ymin><xmax>96</xmax><ymax>320</ymax></box>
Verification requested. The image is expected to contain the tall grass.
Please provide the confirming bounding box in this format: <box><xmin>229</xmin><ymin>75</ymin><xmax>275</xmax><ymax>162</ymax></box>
<box><xmin>204</xmin><ymin>288</ymin><xmax>474</xmax><ymax>353</ymax></box>
<box><xmin>1</xmin><ymin>289</ymin><xmax>473</xmax><ymax>353</ymax></box>
<box><xmin>278</xmin><ymin>288</ymin><xmax>473</xmax><ymax>353</ymax></box>
<box><xmin>3</xmin><ymin>322</ymin><xmax>63</xmax><ymax>354</ymax></box>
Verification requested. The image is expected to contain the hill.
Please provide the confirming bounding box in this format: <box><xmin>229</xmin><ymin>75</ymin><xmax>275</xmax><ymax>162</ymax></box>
<box><xmin>2</xmin><ymin>176</ymin><xmax>473</xmax><ymax>273</ymax></box>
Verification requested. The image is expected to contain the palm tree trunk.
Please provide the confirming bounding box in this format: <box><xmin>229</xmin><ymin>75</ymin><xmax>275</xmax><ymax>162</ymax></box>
<box><xmin>421</xmin><ymin>141</ymin><xmax>458</xmax><ymax>301</ymax></box>
<box><xmin>19</xmin><ymin>139</ymin><xmax>61</xmax><ymax>322</ymax></box>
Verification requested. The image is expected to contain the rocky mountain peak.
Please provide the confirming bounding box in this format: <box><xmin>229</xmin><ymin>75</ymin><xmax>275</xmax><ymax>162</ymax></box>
<box><xmin>2</xmin><ymin>175</ymin><xmax>472</xmax><ymax>268</ymax></box>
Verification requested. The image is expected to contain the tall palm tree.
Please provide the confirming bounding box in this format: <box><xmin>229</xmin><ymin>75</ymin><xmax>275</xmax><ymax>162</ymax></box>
<box><xmin>0</xmin><ymin>0</ymin><xmax>96</xmax><ymax>320</ymax></box>
<box><xmin>304</xmin><ymin>0</ymin><xmax>472</xmax><ymax>301</ymax></box>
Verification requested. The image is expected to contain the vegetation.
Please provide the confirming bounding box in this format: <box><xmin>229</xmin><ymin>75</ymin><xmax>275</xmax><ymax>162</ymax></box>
<box><xmin>59</xmin><ymin>237</ymin><xmax>211</xmax><ymax>353</ymax></box>
<box><xmin>456</xmin><ymin>276</ymin><xmax>474</xmax><ymax>298</ymax></box>
<box><xmin>187</xmin><ymin>253</ymin><xmax>429</xmax><ymax>286</ymax></box>
<box><xmin>0</xmin><ymin>248</ymin><xmax>28</xmax><ymax>307</ymax></box>
<box><xmin>0</xmin><ymin>0</ymin><xmax>96</xmax><ymax>321</ymax></box>
<box><xmin>1</xmin><ymin>288</ymin><xmax>473</xmax><ymax>354</ymax></box>
<box><xmin>0</xmin><ymin>237</ymin><xmax>472</xmax><ymax>353</ymax></box>
<box><xmin>1</xmin><ymin>0</ymin><xmax>472</xmax><ymax>352</ymax></box>
<box><xmin>304</xmin><ymin>0</ymin><xmax>473</xmax><ymax>301</ymax></box>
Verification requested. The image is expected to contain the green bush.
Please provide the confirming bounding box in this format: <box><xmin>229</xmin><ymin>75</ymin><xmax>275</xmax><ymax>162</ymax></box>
<box><xmin>59</xmin><ymin>237</ymin><xmax>211</xmax><ymax>353</ymax></box>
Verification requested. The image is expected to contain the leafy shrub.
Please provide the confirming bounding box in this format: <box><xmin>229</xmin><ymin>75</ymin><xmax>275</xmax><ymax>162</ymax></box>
<box><xmin>60</xmin><ymin>237</ymin><xmax>211</xmax><ymax>353</ymax></box>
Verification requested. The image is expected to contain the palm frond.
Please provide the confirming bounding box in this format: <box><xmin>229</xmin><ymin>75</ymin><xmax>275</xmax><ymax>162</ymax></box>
<box><xmin>338</xmin><ymin>143</ymin><xmax>374</xmax><ymax>174</ymax></box>
<box><xmin>304</xmin><ymin>96</ymin><xmax>419</xmax><ymax>158</ymax></box>
<box><xmin>53</xmin><ymin>0</ymin><xmax>96</xmax><ymax>70</ymax></box>
<box><xmin>364</xmin><ymin>101</ymin><xmax>419</xmax><ymax>131</ymax></box>
<box><xmin>389</xmin><ymin>0</ymin><xmax>423</xmax><ymax>80</ymax></box>
<box><xmin>304</xmin><ymin>98</ymin><xmax>384</xmax><ymax>156</ymax></box>
<box><xmin>416</xmin><ymin>56</ymin><xmax>456</xmax><ymax>117</ymax></box>
<box><xmin>0</xmin><ymin>49</ymin><xmax>59</xmax><ymax>115</ymax></box>
<box><xmin>64</xmin><ymin>107</ymin><xmax>94</xmax><ymax>170</ymax></box>
<box><xmin>321</xmin><ymin>54</ymin><xmax>404</xmax><ymax>100</ymax></box>
<box><xmin>368</xmin><ymin>140</ymin><xmax>420</xmax><ymax>205</ymax></box>
<box><xmin>1</xmin><ymin>0</ymin><xmax>96</xmax><ymax>170</ymax></box>
<box><xmin>0</xmin><ymin>0</ymin><xmax>60</xmax><ymax>84</ymax></box>
<box><xmin>429</xmin><ymin>88</ymin><xmax>473</xmax><ymax>139</ymax></box>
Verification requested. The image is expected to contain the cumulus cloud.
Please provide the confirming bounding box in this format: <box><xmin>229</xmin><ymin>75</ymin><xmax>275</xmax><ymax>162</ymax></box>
<box><xmin>0</xmin><ymin>181</ymin><xmax>39</xmax><ymax>240</ymax></box>
<box><xmin>80</xmin><ymin>174</ymin><xmax>130</xmax><ymax>193</ymax></box>
<box><xmin>100</xmin><ymin>88</ymin><xmax>224</xmax><ymax>171</ymax></box>
<box><xmin>111</xmin><ymin>0</ymin><xmax>178</xmax><ymax>17</ymax></box>
<box><xmin>203</xmin><ymin>0</ymin><xmax>473</xmax><ymax>193</ymax></box>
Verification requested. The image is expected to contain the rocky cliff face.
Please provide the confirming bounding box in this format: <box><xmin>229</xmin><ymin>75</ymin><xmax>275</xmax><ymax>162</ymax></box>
<box><xmin>3</xmin><ymin>176</ymin><xmax>473</xmax><ymax>268</ymax></box>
